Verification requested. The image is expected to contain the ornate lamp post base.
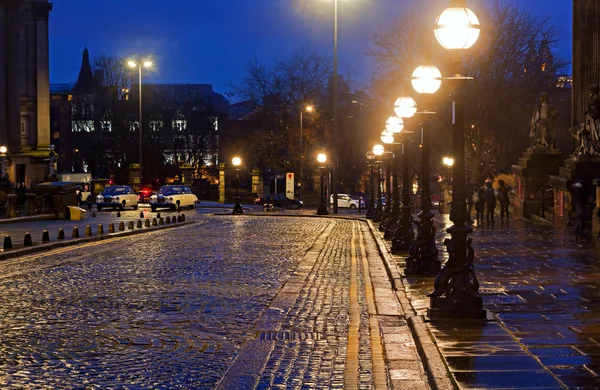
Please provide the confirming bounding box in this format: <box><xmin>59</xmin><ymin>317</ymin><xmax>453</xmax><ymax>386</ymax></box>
<box><xmin>404</xmin><ymin>209</ymin><xmax>441</xmax><ymax>275</ymax></box>
<box><xmin>391</xmin><ymin>206</ymin><xmax>414</xmax><ymax>252</ymax></box>
<box><xmin>232</xmin><ymin>198</ymin><xmax>244</xmax><ymax>214</ymax></box>
<box><xmin>317</xmin><ymin>203</ymin><xmax>329</xmax><ymax>215</ymax></box>
<box><xmin>427</xmin><ymin>227</ymin><xmax>486</xmax><ymax>319</ymax></box>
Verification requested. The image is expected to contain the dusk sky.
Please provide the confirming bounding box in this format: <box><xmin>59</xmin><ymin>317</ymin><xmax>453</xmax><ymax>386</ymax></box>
<box><xmin>49</xmin><ymin>0</ymin><xmax>572</xmax><ymax>102</ymax></box>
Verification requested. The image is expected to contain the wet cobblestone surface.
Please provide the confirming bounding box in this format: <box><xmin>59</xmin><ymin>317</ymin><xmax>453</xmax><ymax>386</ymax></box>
<box><xmin>0</xmin><ymin>215</ymin><xmax>330</xmax><ymax>388</ymax></box>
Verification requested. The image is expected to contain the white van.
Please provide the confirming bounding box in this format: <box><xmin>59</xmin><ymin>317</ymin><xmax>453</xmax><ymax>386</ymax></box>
<box><xmin>330</xmin><ymin>193</ymin><xmax>360</xmax><ymax>209</ymax></box>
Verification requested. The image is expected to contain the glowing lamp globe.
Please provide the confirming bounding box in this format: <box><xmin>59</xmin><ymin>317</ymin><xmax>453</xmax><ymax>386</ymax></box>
<box><xmin>232</xmin><ymin>156</ymin><xmax>241</xmax><ymax>166</ymax></box>
<box><xmin>394</xmin><ymin>97</ymin><xmax>417</xmax><ymax>118</ymax></box>
<box><xmin>412</xmin><ymin>65</ymin><xmax>442</xmax><ymax>94</ymax></box>
<box><xmin>434</xmin><ymin>0</ymin><xmax>480</xmax><ymax>50</ymax></box>
<box><xmin>385</xmin><ymin>116</ymin><xmax>404</xmax><ymax>134</ymax></box>
<box><xmin>0</xmin><ymin>146</ymin><xmax>7</xmax><ymax>154</ymax></box>
<box><xmin>373</xmin><ymin>144</ymin><xmax>385</xmax><ymax>156</ymax></box>
<box><xmin>366</xmin><ymin>150</ymin><xmax>375</xmax><ymax>161</ymax></box>
<box><xmin>317</xmin><ymin>153</ymin><xmax>327</xmax><ymax>164</ymax></box>
<box><xmin>380</xmin><ymin>130</ymin><xmax>394</xmax><ymax>144</ymax></box>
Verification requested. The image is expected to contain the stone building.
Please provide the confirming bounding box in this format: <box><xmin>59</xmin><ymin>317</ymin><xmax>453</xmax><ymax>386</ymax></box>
<box><xmin>0</xmin><ymin>0</ymin><xmax>52</xmax><ymax>186</ymax></box>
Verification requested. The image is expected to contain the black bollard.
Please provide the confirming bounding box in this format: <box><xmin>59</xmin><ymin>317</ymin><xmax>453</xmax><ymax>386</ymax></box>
<box><xmin>108</xmin><ymin>223</ymin><xmax>115</xmax><ymax>233</ymax></box>
<box><xmin>157</xmin><ymin>212</ymin><xmax>161</xmax><ymax>219</ymax></box>
<box><xmin>159</xmin><ymin>217</ymin><xmax>164</xmax><ymax>225</ymax></box>
<box><xmin>177</xmin><ymin>215</ymin><xmax>182</xmax><ymax>223</ymax></box>
<box><xmin>128</xmin><ymin>221</ymin><xmax>134</xmax><ymax>229</ymax></box>
<box><xmin>140</xmin><ymin>211</ymin><xmax>144</xmax><ymax>219</ymax></box>
<box><xmin>41</xmin><ymin>230</ymin><xmax>50</xmax><ymax>243</ymax></box>
<box><xmin>165</xmin><ymin>216</ymin><xmax>171</xmax><ymax>224</ymax></box>
<box><xmin>145</xmin><ymin>219</ymin><xmax>150</xmax><ymax>227</ymax></box>
<box><xmin>3</xmin><ymin>235</ymin><xmax>12</xmax><ymax>250</ymax></box>
<box><xmin>117</xmin><ymin>211</ymin><xmax>121</xmax><ymax>218</ymax></box>
<box><xmin>137</xmin><ymin>220</ymin><xmax>142</xmax><ymax>229</ymax></box>
<box><xmin>152</xmin><ymin>218</ymin><xmax>157</xmax><ymax>226</ymax></box>
<box><xmin>57</xmin><ymin>228</ymin><xmax>65</xmax><ymax>240</ymax></box>
<box><xmin>85</xmin><ymin>225</ymin><xmax>92</xmax><ymax>236</ymax></box>
<box><xmin>118</xmin><ymin>222</ymin><xmax>125</xmax><ymax>231</ymax></box>
<box><xmin>72</xmin><ymin>227</ymin><xmax>80</xmax><ymax>238</ymax></box>
<box><xmin>24</xmin><ymin>233</ymin><xmax>33</xmax><ymax>246</ymax></box>
<box><xmin>181</xmin><ymin>214</ymin><xmax>185</xmax><ymax>222</ymax></box>
<box><xmin>97</xmin><ymin>224</ymin><xmax>104</xmax><ymax>235</ymax></box>
<box><xmin>92</xmin><ymin>211</ymin><xmax>96</xmax><ymax>217</ymax></box>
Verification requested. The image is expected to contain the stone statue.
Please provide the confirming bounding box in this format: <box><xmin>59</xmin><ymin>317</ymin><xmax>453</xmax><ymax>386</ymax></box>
<box><xmin>47</xmin><ymin>145</ymin><xmax>58</xmax><ymax>181</ymax></box>
<box><xmin>569</xmin><ymin>84</ymin><xmax>600</xmax><ymax>156</ymax></box>
<box><xmin>530</xmin><ymin>92</ymin><xmax>557</xmax><ymax>148</ymax></box>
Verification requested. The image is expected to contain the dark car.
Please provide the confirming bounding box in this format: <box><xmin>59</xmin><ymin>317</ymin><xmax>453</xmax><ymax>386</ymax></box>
<box><xmin>255</xmin><ymin>194</ymin><xmax>303</xmax><ymax>209</ymax></box>
<box><xmin>138</xmin><ymin>188</ymin><xmax>155</xmax><ymax>203</ymax></box>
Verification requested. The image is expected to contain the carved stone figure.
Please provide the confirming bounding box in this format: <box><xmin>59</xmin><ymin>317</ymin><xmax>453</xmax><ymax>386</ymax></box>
<box><xmin>530</xmin><ymin>92</ymin><xmax>557</xmax><ymax>148</ymax></box>
<box><xmin>570</xmin><ymin>84</ymin><xmax>600</xmax><ymax>156</ymax></box>
<box><xmin>47</xmin><ymin>145</ymin><xmax>58</xmax><ymax>181</ymax></box>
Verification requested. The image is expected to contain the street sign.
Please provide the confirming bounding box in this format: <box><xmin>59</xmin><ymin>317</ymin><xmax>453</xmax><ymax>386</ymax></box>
<box><xmin>286</xmin><ymin>172</ymin><xmax>294</xmax><ymax>200</ymax></box>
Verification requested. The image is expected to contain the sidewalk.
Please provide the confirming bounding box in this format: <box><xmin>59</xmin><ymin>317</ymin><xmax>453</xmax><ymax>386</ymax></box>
<box><xmin>375</xmin><ymin>213</ymin><xmax>600</xmax><ymax>389</ymax></box>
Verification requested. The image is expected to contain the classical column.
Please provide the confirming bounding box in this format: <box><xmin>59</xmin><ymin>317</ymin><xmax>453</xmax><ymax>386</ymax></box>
<box><xmin>5</xmin><ymin>0</ymin><xmax>21</xmax><ymax>153</ymax></box>
<box><xmin>34</xmin><ymin>2</ymin><xmax>53</xmax><ymax>150</ymax></box>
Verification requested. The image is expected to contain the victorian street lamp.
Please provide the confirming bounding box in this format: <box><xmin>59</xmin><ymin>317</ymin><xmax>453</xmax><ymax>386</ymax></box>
<box><xmin>380</xmin><ymin>129</ymin><xmax>401</xmax><ymax>238</ymax></box>
<box><xmin>428</xmin><ymin>0</ymin><xmax>486</xmax><ymax>319</ymax></box>
<box><xmin>0</xmin><ymin>145</ymin><xmax>8</xmax><ymax>183</ymax></box>
<box><xmin>372</xmin><ymin>144</ymin><xmax>385</xmax><ymax>222</ymax></box>
<box><xmin>392</xmin><ymin>96</ymin><xmax>417</xmax><ymax>252</ymax></box>
<box><xmin>443</xmin><ymin>157</ymin><xmax>454</xmax><ymax>183</ymax></box>
<box><xmin>299</xmin><ymin>105</ymin><xmax>314</xmax><ymax>204</ymax></box>
<box><xmin>365</xmin><ymin>150</ymin><xmax>376</xmax><ymax>219</ymax></box>
<box><xmin>316</xmin><ymin>153</ymin><xmax>329</xmax><ymax>215</ymax></box>
<box><xmin>128</xmin><ymin>58</ymin><xmax>152</xmax><ymax>190</ymax></box>
<box><xmin>232</xmin><ymin>156</ymin><xmax>243</xmax><ymax>214</ymax></box>
<box><xmin>405</xmin><ymin>60</ymin><xmax>442</xmax><ymax>276</ymax></box>
<box><xmin>379</xmin><ymin>130</ymin><xmax>395</xmax><ymax>230</ymax></box>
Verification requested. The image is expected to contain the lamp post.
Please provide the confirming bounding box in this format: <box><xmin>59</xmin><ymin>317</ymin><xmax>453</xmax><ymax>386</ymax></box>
<box><xmin>0</xmin><ymin>145</ymin><xmax>8</xmax><ymax>183</ymax></box>
<box><xmin>299</xmin><ymin>105</ymin><xmax>314</xmax><ymax>204</ymax></box>
<box><xmin>443</xmin><ymin>157</ymin><xmax>454</xmax><ymax>183</ymax></box>
<box><xmin>392</xmin><ymin>96</ymin><xmax>417</xmax><ymax>252</ymax></box>
<box><xmin>405</xmin><ymin>60</ymin><xmax>442</xmax><ymax>276</ymax></box>
<box><xmin>330</xmin><ymin>0</ymin><xmax>340</xmax><ymax>215</ymax></box>
<box><xmin>371</xmin><ymin>144</ymin><xmax>385</xmax><ymax>222</ymax></box>
<box><xmin>428</xmin><ymin>0</ymin><xmax>486</xmax><ymax>319</ymax></box>
<box><xmin>365</xmin><ymin>150</ymin><xmax>376</xmax><ymax>218</ymax></box>
<box><xmin>127</xmin><ymin>59</ymin><xmax>152</xmax><ymax>191</ymax></box>
<box><xmin>380</xmin><ymin>129</ymin><xmax>400</xmax><ymax>237</ymax></box>
<box><xmin>232</xmin><ymin>156</ymin><xmax>243</xmax><ymax>214</ymax></box>
<box><xmin>316</xmin><ymin>153</ymin><xmax>329</xmax><ymax>215</ymax></box>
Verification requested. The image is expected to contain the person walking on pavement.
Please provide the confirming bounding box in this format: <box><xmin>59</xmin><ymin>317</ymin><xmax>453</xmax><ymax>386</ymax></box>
<box><xmin>474</xmin><ymin>185</ymin><xmax>486</xmax><ymax>226</ymax></box>
<box><xmin>497</xmin><ymin>179</ymin><xmax>511</xmax><ymax>225</ymax></box>
<box><xmin>484</xmin><ymin>181</ymin><xmax>496</xmax><ymax>226</ymax></box>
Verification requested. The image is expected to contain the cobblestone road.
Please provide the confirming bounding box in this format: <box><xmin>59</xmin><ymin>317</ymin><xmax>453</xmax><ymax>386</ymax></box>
<box><xmin>0</xmin><ymin>214</ymin><xmax>424</xmax><ymax>389</ymax></box>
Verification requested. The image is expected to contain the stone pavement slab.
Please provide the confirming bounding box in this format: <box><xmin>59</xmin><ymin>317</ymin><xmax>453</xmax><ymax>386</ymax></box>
<box><xmin>374</xmin><ymin>212</ymin><xmax>600</xmax><ymax>389</ymax></box>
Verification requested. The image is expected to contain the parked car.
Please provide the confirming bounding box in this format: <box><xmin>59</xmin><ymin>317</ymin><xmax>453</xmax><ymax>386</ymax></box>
<box><xmin>150</xmin><ymin>185</ymin><xmax>198</xmax><ymax>211</ymax></box>
<box><xmin>96</xmin><ymin>185</ymin><xmax>138</xmax><ymax>210</ymax></box>
<box><xmin>330</xmin><ymin>194</ymin><xmax>360</xmax><ymax>209</ymax></box>
<box><xmin>255</xmin><ymin>194</ymin><xmax>303</xmax><ymax>209</ymax></box>
<box><xmin>138</xmin><ymin>188</ymin><xmax>155</xmax><ymax>203</ymax></box>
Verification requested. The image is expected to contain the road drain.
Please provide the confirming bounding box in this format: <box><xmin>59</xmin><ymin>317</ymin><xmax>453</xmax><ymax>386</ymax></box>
<box><xmin>258</xmin><ymin>331</ymin><xmax>322</xmax><ymax>341</ymax></box>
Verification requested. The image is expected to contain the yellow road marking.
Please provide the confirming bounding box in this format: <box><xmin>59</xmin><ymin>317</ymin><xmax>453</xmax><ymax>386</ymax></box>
<box><xmin>344</xmin><ymin>222</ymin><xmax>360</xmax><ymax>389</ymax></box>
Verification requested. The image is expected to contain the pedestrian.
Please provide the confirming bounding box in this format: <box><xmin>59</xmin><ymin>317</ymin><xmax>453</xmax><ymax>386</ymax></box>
<box><xmin>573</xmin><ymin>178</ymin><xmax>588</xmax><ymax>240</ymax></box>
<box><xmin>497</xmin><ymin>179</ymin><xmax>511</xmax><ymax>225</ymax></box>
<box><xmin>484</xmin><ymin>181</ymin><xmax>496</xmax><ymax>226</ymax></box>
<box><xmin>466</xmin><ymin>184</ymin><xmax>476</xmax><ymax>222</ymax></box>
<box><xmin>474</xmin><ymin>185</ymin><xmax>486</xmax><ymax>226</ymax></box>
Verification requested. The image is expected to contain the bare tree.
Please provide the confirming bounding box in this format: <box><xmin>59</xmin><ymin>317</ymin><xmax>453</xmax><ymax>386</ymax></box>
<box><xmin>367</xmin><ymin>0</ymin><xmax>568</xmax><ymax>181</ymax></box>
<box><xmin>92</xmin><ymin>55</ymin><xmax>136</xmax><ymax>99</ymax></box>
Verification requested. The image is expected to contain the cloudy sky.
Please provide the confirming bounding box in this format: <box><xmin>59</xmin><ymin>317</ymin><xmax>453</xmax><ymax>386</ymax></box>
<box><xmin>49</xmin><ymin>0</ymin><xmax>572</xmax><ymax>99</ymax></box>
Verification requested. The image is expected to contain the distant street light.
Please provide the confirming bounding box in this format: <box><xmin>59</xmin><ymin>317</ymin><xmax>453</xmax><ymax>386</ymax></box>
<box><xmin>299</xmin><ymin>105</ymin><xmax>314</xmax><ymax>204</ymax></box>
<box><xmin>372</xmin><ymin>144</ymin><xmax>385</xmax><ymax>222</ymax></box>
<box><xmin>365</xmin><ymin>150</ymin><xmax>376</xmax><ymax>219</ymax></box>
<box><xmin>405</xmin><ymin>58</ymin><xmax>442</xmax><ymax>276</ymax></box>
<box><xmin>127</xmin><ymin>58</ymin><xmax>153</xmax><ymax>190</ymax></box>
<box><xmin>316</xmin><ymin>153</ymin><xmax>329</xmax><ymax>215</ymax></box>
<box><xmin>232</xmin><ymin>156</ymin><xmax>243</xmax><ymax>214</ymax></box>
<box><xmin>392</xmin><ymin>95</ymin><xmax>417</xmax><ymax>253</ymax></box>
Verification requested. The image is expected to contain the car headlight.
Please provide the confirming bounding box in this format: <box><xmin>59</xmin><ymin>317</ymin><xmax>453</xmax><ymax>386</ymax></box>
<box><xmin>168</xmin><ymin>197</ymin><xmax>173</xmax><ymax>202</ymax></box>
<box><xmin>97</xmin><ymin>195</ymin><xmax>103</xmax><ymax>200</ymax></box>
<box><xmin>150</xmin><ymin>195</ymin><xmax>157</xmax><ymax>201</ymax></box>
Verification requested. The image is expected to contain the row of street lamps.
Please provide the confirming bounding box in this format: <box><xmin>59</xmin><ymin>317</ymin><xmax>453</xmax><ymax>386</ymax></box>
<box><xmin>364</xmin><ymin>0</ymin><xmax>485</xmax><ymax>319</ymax></box>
